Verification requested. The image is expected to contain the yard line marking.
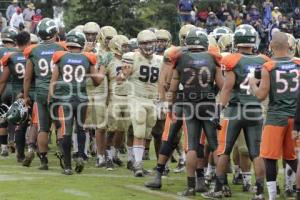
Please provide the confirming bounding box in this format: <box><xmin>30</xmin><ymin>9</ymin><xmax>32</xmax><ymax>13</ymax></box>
<box><xmin>125</xmin><ymin>185</ymin><xmax>191</xmax><ymax>200</ymax></box>
<box><xmin>63</xmin><ymin>188</ymin><xmax>91</xmax><ymax>198</ymax></box>
<box><xmin>0</xmin><ymin>174</ymin><xmax>37</xmax><ymax>181</ymax></box>
<box><xmin>0</xmin><ymin>170</ymin><xmax>184</xmax><ymax>181</ymax></box>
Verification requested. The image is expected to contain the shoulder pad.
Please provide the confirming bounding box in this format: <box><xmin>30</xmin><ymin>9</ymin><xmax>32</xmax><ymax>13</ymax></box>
<box><xmin>221</xmin><ymin>53</ymin><xmax>242</xmax><ymax>71</ymax></box>
<box><xmin>52</xmin><ymin>51</ymin><xmax>67</xmax><ymax>64</ymax></box>
<box><xmin>23</xmin><ymin>44</ymin><xmax>38</xmax><ymax>59</ymax></box>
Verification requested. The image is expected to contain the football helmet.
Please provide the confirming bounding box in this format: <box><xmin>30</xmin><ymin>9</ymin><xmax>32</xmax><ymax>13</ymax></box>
<box><xmin>128</xmin><ymin>38</ymin><xmax>138</xmax><ymax>52</ymax></box>
<box><xmin>0</xmin><ymin>104</ymin><xmax>9</xmax><ymax>125</ymax></box>
<box><xmin>185</xmin><ymin>28</ymin><xmax>209</xmax><ymax>50</ymax></box>
<box><xmin>286</xmin><ymin>33</ymin><xmax>296</xmax><ymax>56</ymax></box>
<box><xmin>1</xmin><ymin>27</ymin><xmax>18</xmax><ymax>43</ymax></box>
<box><xmin>122</xmin><ymin>52</ymin><xmax>135</xmax><ymax>65</ymax></box>
<box><xmin>66</xmin><ymin>30</ymin><xmax>86</xmax><ymax>49</ymax></box>
<box><xmin>74</xmin><ymin>25</ymin><xmax>84</xmax><ymax>32</ymax></box>
<box><xmin>83</xmin><ymin>22</ymin><xmax>100</xmax><ymax>43</ymax></box>
<box><xmin>212</xmin><ymin>26</ymin><xmax>233</xmax><ymax>41</ymax></box>
<box><xmin>108</xmin><ymin>35</ymin><xmax>129</xmax><ymax>56</ymax></box>
<box><xmin>155</xmin><ymin>29</ymin><xmax>172</xmax><ymax>53</ymax></box>
<box><xmin>179</xmin><ymin>24</ymin><xmax>196</xmax><ymax>46</ymax></box>
<box><xmin>6</xmin><ymin>99</ymin><xmax>28</xmax><ymax>125</ymax></box>
<box><xmin>36</xmin><ymin>18</ymin><xmax>58</xmax><ymax>40</ymax></box>
<box><xmin>30</xmin><ymin>33</ymin><xmax>39</xmax><ymax>44</ymax></box>
<box><xmin>137</xmin><ymin>30</ymin><xmax>157</xmax><ymax>57</ymax></box>
<box><xmin>218</xmin><ymin>34</ymin><xmax>233</xmax><ymax>52</ymax></box>
<box><xmin>99</xmin><ymin>26</ymin><xmax>118</xmax><ymax>48</ymax></box>
<box><xmin>234</xmin><ymin>24</ymin><xmax>257</xmax><ymax>48</ymax></box>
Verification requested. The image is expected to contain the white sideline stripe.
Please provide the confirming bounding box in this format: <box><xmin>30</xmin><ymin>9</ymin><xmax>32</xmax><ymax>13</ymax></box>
<box><xmin>125</xmin><ymin>185</ymin><xmax>191</xmax><ymax>200</ymax></box>
<box><xmin>63</xmin><ymin>188</ymin><xmax>91</xmax><ymax>197</ymax></box>
<box><xmin>0</xmin><ymin>174</ymin><xmax>37</xmax><ymax>181</ymax></box>
<box><xmin>0</xmin><ymin>170</ymin><xmax>184</xmax><ymax>180</ymax></box>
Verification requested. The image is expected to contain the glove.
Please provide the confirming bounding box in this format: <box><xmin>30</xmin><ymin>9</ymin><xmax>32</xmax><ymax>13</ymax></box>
<box><xmin>210</xmin><ymin>104</ymin><xmax>223</xmax><ymax>130</ymax></box>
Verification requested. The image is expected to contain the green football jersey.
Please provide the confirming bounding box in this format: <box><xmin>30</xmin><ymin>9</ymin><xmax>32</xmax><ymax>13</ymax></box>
<box><xmin>0</xmin><ymin>47</ymin><xmax>18</xmax><ymax>74</ymax></box>
<box><xmin>24</xmin><ymin>41</ymin><xmax>66</xmax><ymax>96</ymax></box>
<box><xmin>52</xmin><ymin>51</ymin><xmax>97</xmax><ymax>102</ymax></box>
<box><xmin>176</xmin><ymin>51</ymin><xmax>219</xmax><ymax>103</ymax></box>
<box><xmin>264</xmin><ymin>57</ymin><xmax>300</xmax><ymax>125</ymax></box>
<box><xmin>222</xmin><ymin>53</ymin><xmax>270</xmax><ymax>106</ymax></box>
<box><xmin>2</xmin><ymin>50</ymin><xmax>26</xmax><ymax>92</ymax></box>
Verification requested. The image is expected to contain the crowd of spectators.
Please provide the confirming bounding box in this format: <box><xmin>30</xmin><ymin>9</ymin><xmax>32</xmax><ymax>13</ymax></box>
<box><xmin>177</xmin><ymin>0</ymin><xmax>300</xmax><ymax>42</ymax></box>
<box><xmin>2</xmin><ymin>0</ymin><xmax>43</xmax><ymax>33</ymax></box>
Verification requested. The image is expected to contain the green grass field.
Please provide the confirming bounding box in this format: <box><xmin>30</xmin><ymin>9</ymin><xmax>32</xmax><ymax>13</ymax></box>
<box><xmin>0</xmin><ymin>142</ymin><xmax>288</xmax><ymax>200</ymax></box>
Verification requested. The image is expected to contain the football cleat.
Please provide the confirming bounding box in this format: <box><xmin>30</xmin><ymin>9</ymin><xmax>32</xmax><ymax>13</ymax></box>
<box><xmin>223</xmin><ymin>185</ymin><xmax>232</xmax><ymax>197</ymax></box>
<box><xmin>127</xmin><ymin>160</ymin><xmax>134</xmax><ymax>171</ymax></box>
<box><xmin>23</xmin><ymin>150</ymin><xmax>35</xmax><ymax>167</ymax></box>
<box><xmin>178</xmin><ymin>188</ymin><xmax>196</xmax><ymax>196</ymax></box>
<box><xmin>252</xmin><ymin>194</ymin><xmax>265</xmax><ymax>200</ymax></box>
<box><xmin>96</xmin><ymin>155</ymin><xmax>106</xmax><ymax>168</ymax></box>
<box><xmin>113</xmin><ymin>157</ymin><xmax>123</xmax><ymax>167</ymax></box>
<box><xmin>106</xmin><ymin>159</ymin><xmax>114</xmax><ymax>171</ymax></box>
<box><xmin>17</xmin><ymin>154</ymin><xmax>25</xmax><ymax>163</ymax></box>
<box><xmin>62</xmin><ymin>168</ymin><xmax>73</xmax><ymax>176</ymax></box>
<box><xmin>173</xmin><ymin>159</ymin><xmax>185</xmax><ymax>173</ymax></box>
<box><xmin>195</xmin><ymin>177</ymin><xmax>208</xmax><ymax>193</ymax></box>
<box><xmin>243</xmin><ymin>183</ymin><xmax>252</xmax><ymax>192</ymax></box>
<box><xmin>74</xmin><ymin>157</ymin><xmax>85</xmax><ymax>173</ymax></box>
<box><xmin>0</xmin><ymin>147</ymin><xmax>9</xmax><ymax>157</ymax></box>
<box><xmin>284</xmin><ymin>189</ymin><xmax>295</xmax><ymax>199</ymax></box>
<box><xmin>232</xmin><ymin>173</ymin><xmax>243</xmax><ymax>185</ymax></box>
<box><xmin>133</xmin><ymin>162</ymin><xmax>144</xmax><ymax>177</ymax></box>
<box><xmin>162</xmin><ymin>166</ymin><xmax>170</xmax><ymax>176</ymax></box>
<box><xmin>54</xmin><ymin>151</ymin><xmax>64</xmax><ymax>169</ymax></box>
<box><xmin>201</xmin><ymin>190</ymin><xmax>223</xmax><ymax>199</ymax></box>
<box><xmin>38</xmin><ymin>163</ymin><xmax>49</xmax><ymax>170</ymax></box>
<box><xmin>144</xmin><ymin>171</ymin><xmax>162</xmax><ymax>189</ymax></box>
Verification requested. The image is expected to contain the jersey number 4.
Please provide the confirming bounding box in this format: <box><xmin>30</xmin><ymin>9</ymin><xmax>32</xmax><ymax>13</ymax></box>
<box><xmin>139</xmin><ymin>65</ymin><xmax>159</xmax><ymax>83</ymax></box>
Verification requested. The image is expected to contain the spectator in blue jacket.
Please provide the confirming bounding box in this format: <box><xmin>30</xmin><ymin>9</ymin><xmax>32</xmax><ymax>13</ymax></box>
<box><xmin>206</xmin><ymin>12</ymin><xmax>221</xmax><ymax>33</ymax></box>
<box><xmin>178</xmin><ymin>0</ymin><xmax>197</xmax><ymax>25</ymax></box>
<box><xmin>6</xmin><ymin>0</ymin><xmax>19</xmax><ymax>22</ymax></box>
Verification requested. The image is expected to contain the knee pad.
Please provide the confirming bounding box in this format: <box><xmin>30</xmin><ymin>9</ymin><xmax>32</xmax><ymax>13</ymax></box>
<box><xmin>159</xmin><ymin>141</ymin><xmax>173</xmax><ymax>157</ymax></box>
<box><xmin>134</xmin><ymin>108</ymin><xmax>146</xmax><ymax>125</ymax></box>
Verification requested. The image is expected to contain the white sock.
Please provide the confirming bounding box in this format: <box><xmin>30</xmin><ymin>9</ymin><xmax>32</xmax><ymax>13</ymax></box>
<box><xmin>206</xmin><ymin>163</ymin><xmax>213</xmax><ymax>176</ymax></box>
<box><xmin>72</xmin><ymin>133</ymin><xmax>78</xmax><ymax>152</ymax></box>
<box><xmin>267</xmin><ymin>181</ymin><xmax>277</xmax><ymax>200</ymax></box>
<box><xmin>127</xmin><ymin>147</ymin><xmax>134</xmax><ymax>162</ymax></box>
<box><xmin>180</xmin><ymin>151</ymin><xmax>186</xmax><ymax>162</ymax></box>
<box><xmin>1</xmin><ymin>144</ymin><xmax>7</xmax><ymax>150</ymax></box>
<box><xmin>133</xmin><ymin>145</ymin><xmax>144</xmax><ymax>163</ymax></box>
<box><xmin>242</xmin><ymin>172</ymin><xmax>252</xmax><ymax>186</ymax></box>
<box><xmin>84</xmin><ymin>133</ymin><xmax>90</xmax><ymax>155</ymax></box>
<box><xmin>285</xmin><ymin>165</ymin><xmax>296</xmax><ymax>191</ymax></box>
<box><xmin>106</xmin><ymin>148</ymin><xmax>113</xmax><ymax>160</ymax></box>
<box><xmin>111</xmin><ymin>146</ymin><xmax>116</xmax><ymax>158</ymax></box>
<box><xmin>234</xmin><ymin>166</ymin><xmax>241</xmax><ymax>178</ymax></box>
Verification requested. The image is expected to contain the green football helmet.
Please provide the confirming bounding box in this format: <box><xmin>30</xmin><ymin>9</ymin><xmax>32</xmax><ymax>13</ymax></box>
<box><xmin>1</xmin><ymin>27</ymin><xmax>18</xmax><ymax>43</ymax></box>
<box><xmin>179</xmin><ymin>24</ymin><xmax>196</xmax><ymax>46</ymax></box>
<box><xmin>212</xmin><ymin>26</ymin><xmax>233</xmax><ymax>41</ymax></box>
<box><xmin>6</xmin><ymin>99</ymin><xmax>28</xmax><ymax>125</ymax></box>
<box><xmin>185</xmin><ymin>28</ymin><xmax>209</xmax><ymax>50</ymax></box>
<box><xmin>128</xmin><ymin>38</ymin><xmax>138</xmax><ymax>52</ymax></box>
<box><xmin>66</xmin><ymin>30</ymin><xmax>86</xmax><ymax>49</ymax></box>
<box><xmin>234</xmin><ymin>24</ymin><xmax>257</xmax><ymax>48</ymax></box>
<box><xmin>36</xmin><ymin>18</ymin><xmax>58</xmax><ymax>40</ymax></box>
<box><xmin>0</xmin><ymin>104</ymin><xmax>9</xmax><ymax>125</ymax></box>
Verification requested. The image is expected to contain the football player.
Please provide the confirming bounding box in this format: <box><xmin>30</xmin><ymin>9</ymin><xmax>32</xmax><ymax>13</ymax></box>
<box><xmin>106</xmin><ymin>34</ymin><xmax>130</xmax><ymax>167</ymax></box>
<box><xmin>145</xmin><ymin>24</ymin><xmax>195</xmax><ymax>189</ymax></box>
<box><xmin>97</xmin><ymin>25</ymin><xmax>119</xmax><ymax>170</ymax></box>
<box><xmin>118</xmin><ymin>30</ymin><xmax>162</xmax><ymax>177</ymax></box>
<box><xmin>249</xmin><ymin>31</ymin><xmax>299</xmax><ymax>200</ymax></box>
<box><xmin>165</xmin><ymin>28</ymin><xmax>222</xmax><ymax>196</ymax></box>
<box><xmin>0</xmin><ymin>27</ymin><xmax>18</xmax><ymax>157</ymax></box>
<box><xmin>203</xmin><ymin>24</ymin><xmax>270</xmax><ymax>199</ymax></box>
<box><xmin>23</xmin><ymin>18</ymin><xmax>67</xmax><ymax>170</ymax></box>
<box><xmin>0</xmin><ymin>31</ymin><xmax>31</xmax><ymax>162</ymax></box>
<box><xmin>49</xmin><ymin>30</ymin><xmax>104</xmax><ymax>175</ymax></box>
